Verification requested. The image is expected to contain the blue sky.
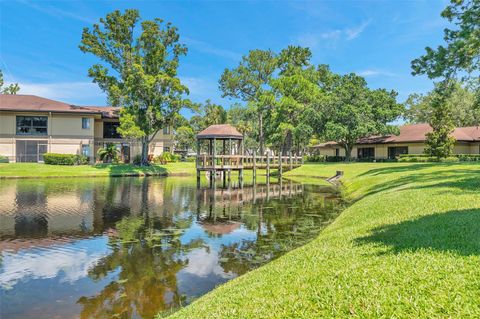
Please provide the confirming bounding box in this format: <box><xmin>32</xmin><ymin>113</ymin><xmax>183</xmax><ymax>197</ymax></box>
<box><xmin>0</xmin><ymin>0</ymin><xmax>449</xmax><ymax>111</ymax></box>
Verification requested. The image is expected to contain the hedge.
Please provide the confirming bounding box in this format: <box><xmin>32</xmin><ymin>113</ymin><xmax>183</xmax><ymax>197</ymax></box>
<box><xmin>43</xmin><ymin>153</ymin><xmax>89</xmax><ymax>165</ymax></box>
<box><xmin>0</xmin><ymin>155</ymin><xmax>9</xmax><ymax>163</ymax></box>
<box><xmin>399</xmin><ymin>154</ymin><xmax>480</xmax><ymax>162</ymax></box>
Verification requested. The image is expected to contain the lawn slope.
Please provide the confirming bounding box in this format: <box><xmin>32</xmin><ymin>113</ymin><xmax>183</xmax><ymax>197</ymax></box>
<box><xmin>168</xmin><ymin>162</ymin><xmax>480</xmax><ymax>318</ymax></box>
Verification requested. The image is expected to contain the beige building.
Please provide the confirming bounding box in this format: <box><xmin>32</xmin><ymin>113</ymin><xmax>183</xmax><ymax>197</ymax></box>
<box><xmin>314</xmin><ymin>123</ymin><xmax>480</xmax><ymax>160</ymax></box>
<box><xmin>0</xmin><ymin>94</ymin><xmax>174</xmax><ymax>163</ymax></box>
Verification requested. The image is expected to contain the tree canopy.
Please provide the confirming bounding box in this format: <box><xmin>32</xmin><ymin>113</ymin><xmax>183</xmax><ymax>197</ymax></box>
<box><xmin>79</xmin><ymin>9</ymin><xmax>191</xmax><ymax>164</ymax></box>
<box><xmin>0</xmin><ymin>70</ymin><xmax>20</xmax><ymax>94</ymax></box>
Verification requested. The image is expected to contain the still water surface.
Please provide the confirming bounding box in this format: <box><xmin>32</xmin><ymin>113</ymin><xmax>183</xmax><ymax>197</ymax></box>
<box><xmin>0</xmin><ymin>177</ymin><xmax>341</xmax><ymax>319</ymax></box>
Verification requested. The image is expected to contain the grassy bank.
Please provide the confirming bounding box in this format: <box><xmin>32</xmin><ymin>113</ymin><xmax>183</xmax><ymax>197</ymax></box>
<box><xmin>0</xmin><ymin>162</ymin><xmax>195</xmax><ymax>178</ymax></box>
<box><xmin>168</xmin><ymin>162</ymin><xmax>480</xmax><ymax>318</ymax></box>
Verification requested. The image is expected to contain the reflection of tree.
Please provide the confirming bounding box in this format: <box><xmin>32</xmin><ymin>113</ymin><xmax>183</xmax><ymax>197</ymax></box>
<box><xmin>78</xmin><ymin>215</ymin><xmax>204</xmax><ymax>319</ymax></box>
<box><xmin>218</xmin><ymin>192</ymin><xmax>342</xmax><ymax>276</ymax></box>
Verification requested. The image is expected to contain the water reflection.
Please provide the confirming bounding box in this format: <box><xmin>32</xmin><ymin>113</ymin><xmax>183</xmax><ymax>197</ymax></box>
<box><xmin>0</xmin><ymin>177</ymin><xmax>341</xmax><ymax>319</ymax></box>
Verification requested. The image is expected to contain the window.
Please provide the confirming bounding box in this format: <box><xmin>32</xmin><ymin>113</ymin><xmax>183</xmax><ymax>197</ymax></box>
<box><xmin>357</xmin><ymin>147</ymin><xmax>375</xmax><ymax>159</ymax></box>
<box><xmin>163</xmin><ymin>126</ymin><xmax>171</xmax><ymax>135</ymax></box>
<box><xmin>82</xmin><ymin>118</ymin><xmax>90</xmax><ymax>129</ymax></box>
<box><xmin>16</xmin><ymin>116</ymin><xmax>48</xmax><ymax>135</ymax></box>
<box><xmin>164</xmin><ymin>147</ymin><xmax>170</xmax><ymax>153</ymax></box>
<box><xmin>335</xmin><ymin>148</ymin><xmax>340</xmax><ymax>157</ymax></box>
<box><xmin>388</xmin><ymin>146</ymin><xmax>408</xmax><ymax>159</ymax></box>
<box><xmin>103</xmin><ymin>122</ymin><xmax>121</xmax><ymax>138</ymax></box>
<box><xmin>81</xmin><ymin>144</ymin><xmax>91</xmax><ymax>157</ymax></box>
<box><xmin>16</xmin><ymin>140</ymin><xmax>48</xmax><ymax>162</ymax></box>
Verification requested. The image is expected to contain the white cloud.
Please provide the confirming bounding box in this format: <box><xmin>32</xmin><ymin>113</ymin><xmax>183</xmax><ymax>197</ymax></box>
<box><xmin>11</xmin><ymin>81</ymin><xmax>105</xmax><ymax>104</ymax></box>
<box><xmin>344</xmin><ymin>20</ymin><xmax>372</xmax><ymax>40</ymax></box>
<box><xmin>356</xmin><ymin>69</ymin><xmax>397</xmax><ymax>77</ymax></box>
<box><xmin>0</xmin><ymin>237</ymin><xmax>110</xmax><ymax>289</ymax></box>
<box><xmin>18</xmin><ymin>0</ymin><xmax>96</xmax><ymax>24</ymax></box>
<box><xmin>183</xmin><ymin>37</ymin><xmax>241</xmax><ymax>61</ymax></box>
<box><xmin>296</xmin><ymin>20</ymin><xmax>372</xmax><ymax>48</ymax></box>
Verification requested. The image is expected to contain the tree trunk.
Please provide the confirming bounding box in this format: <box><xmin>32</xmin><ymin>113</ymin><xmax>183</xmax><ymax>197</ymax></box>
<box><xmin>259</xmin><ymin>113</ymin><xmax>264</xmax><ymax>156</ymax></box>
<box><xmin>141</xmin><ymin>136</ymin><xmax>149</xmax><ymax>166</ymax></box>
<box><xmin>344</xmin><ymin>144</ymin><xmax>352</xmax><ymax>162</ymax></box>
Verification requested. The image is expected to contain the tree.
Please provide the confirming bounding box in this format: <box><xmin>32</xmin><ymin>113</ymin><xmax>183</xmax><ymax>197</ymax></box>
<box><xmin>219</xmin><ymin>49</ymin><xmax>278</xmax><ymax>155</ymax></box>
<box><xmin>405</xmin><ymin>81</ymin><xmax>479</xmax><ymax>126</ymax></box>
<box><xmin>174</xmin><ymin>125</ymin><xmax>195</xmax><ymax>151</ymax></box>
<box><xmin>79</xmin><ymin>9</ymin><xmax>191</xmax><ymax>165</ymax></box>
<box><xmin>203</xmin><ymin>100</ymin><xmax>227</xmax><ymax>127</ymax></box>
<box><xmin>423</xmin><ymin>84</ymin><xmax>457</xmax><ymax>158</ymax></box>
<box><xmin>0</xmin><ymin>70</ymin><xmax>20</xmax><ymax>94</ymax></box>
<box><xmin>411</xmin><ymin>0</ymin><xmax>479</xmax><ymax>85</ymax></box>
<box><xmin>323</xmin><ymin>74</ymin><xmax>403</xmax><ymax>161</ymax></box>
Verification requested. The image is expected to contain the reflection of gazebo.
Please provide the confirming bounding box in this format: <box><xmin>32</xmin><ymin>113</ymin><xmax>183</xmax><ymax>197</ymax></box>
<box><xmin>196</xmin><ymin>124</ymin><xmax>244</xmax><ymax>187</ymax></box>
<box><xmin>201</xmin><ymin>221</ymin><xmax>241</xmax><ymax>236</ymax></box>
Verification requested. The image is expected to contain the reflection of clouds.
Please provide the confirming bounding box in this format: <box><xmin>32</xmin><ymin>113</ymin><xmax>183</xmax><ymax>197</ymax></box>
<box><xmin>181</xmin><ymin>248</ymin><xmax>231</xmax><ymax>279</ymax></box>
<box><xmin>0</xmin><ymin>237</ymin><xmax>110</xmax><ymax>289</ymax></box>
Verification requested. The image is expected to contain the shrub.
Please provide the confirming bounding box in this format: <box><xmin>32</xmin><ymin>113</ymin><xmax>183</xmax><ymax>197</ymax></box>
<box><xmin>43</xmin><ymin>153</ymin><xmax>76</xmax><ymax>165</ymax></box>
<box><xmin>153</xmin><ymin>152</ymin><xmax>179</xmax><ymax>165</ymax></box>
<box><xmin>326</xmin><ymin>156</ymin><xmax>346</xmax><ymax>162</ymax></box>
<box><xmin>0</xmin><ymin>155</ymin><xmax>9</xmax><ymax>163</ymax></box>
<box><xmin>74</xmin><ymin>155</ymin><xmax>89</xmax><ymax>165</ymax></box>
<box><xmin>306</xmin><ymin>154</ymin><xmax>326</xmax><ymax>162</ymax></box>
<box><xmin>132</xmin><ymin>154</ymin><xmax>142</xmax><ymax>165</ymax></box>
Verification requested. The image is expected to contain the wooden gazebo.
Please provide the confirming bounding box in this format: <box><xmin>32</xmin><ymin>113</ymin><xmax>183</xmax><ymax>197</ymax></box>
<box><xmin>196</xmin><ymin>124</ymin><xmax>244</xmax><ymax>187</ymax></box>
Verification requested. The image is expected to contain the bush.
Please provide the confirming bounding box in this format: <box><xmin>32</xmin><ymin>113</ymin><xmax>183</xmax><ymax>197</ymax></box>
<box><xmin>326</xmin><ymin>156</ymin><xmax>346</xmax><ymax>162</ymax></box>
<box><xmin>153</xmin><ymin>152</ymin><xmax>180</xmax><ymax>165</ymax></box>
<box><xmin>43</xmin><ymin>153</ymin><xmax>89</xmax><ymax>165</ymax></box>
<box><xmin>132</xmin><ymin>154</ymin><xmax>143</xmax><ymax>165</ymax></box>
<box><xmin>0</xmin><ymin>155</ymin><xmax>9</xmax><ymax>163</ymax></box>
<box><xmin>399</xmin><ymin>154</ymin><xmax>477</xmax><ymax>162</ymax></box>
<box><xmin>306</xmin><ymin>154</ymin><xmax>327</xmax><ymax>162</ymax></box>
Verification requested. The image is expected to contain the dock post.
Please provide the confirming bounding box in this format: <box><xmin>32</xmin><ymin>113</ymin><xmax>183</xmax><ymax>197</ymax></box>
<box><xmin>196</xmin><ymin>169</ymin><xmax>200</xmax><ymax>188</ymax></box>
<box><xmin>239</xmin><ymin>169</ymin><xmax>244</xmax><ymax>188</ymax></box>
<box><xmin>266</xmin><ymin>152</ymin><xmax>270</xmax><ymax>183</ymax></box>
<box><xmin>278</xmin><ymin>152</ymin><xmax>282</xmax><ymax>177</ymax></box>
<box><xmin>289</xmin><ymin>151</ymin><xmax>293</xmax><ymax>171</ymax></box>
<box><xmin>253</xmin><ymin>150</ymin><xmax>257</xmax><ymax>182</ymax></box>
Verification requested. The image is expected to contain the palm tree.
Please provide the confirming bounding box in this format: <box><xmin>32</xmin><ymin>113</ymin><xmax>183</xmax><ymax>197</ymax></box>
<box><xmin>97</xmin><ymin>143</ymin><xmax>120</xmax><ymax>163</ymax></box>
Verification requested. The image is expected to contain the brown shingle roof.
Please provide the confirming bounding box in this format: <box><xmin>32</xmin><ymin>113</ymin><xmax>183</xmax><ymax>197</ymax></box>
<box><xmin>0</xmin><ymin>94</ymin><xmax>117</xmax><ymax>118</ymax></box>
<box><xmin>197</xmin><ymin>124</ymin><xmax>243</xmax><ymax>139</ymax></box>
<box><xmin>315</xmin><ymin>123</ymin><xmax>480</xmax><ymax>147</ymax></box>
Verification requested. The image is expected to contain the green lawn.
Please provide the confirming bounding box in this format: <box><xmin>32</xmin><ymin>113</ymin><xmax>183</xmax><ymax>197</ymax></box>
<box><xmin>0</xmin><ymin>162</ymin><xmax>195</xmax><ymax>178</ymax></box>
<box><xmin>168</xmin><ymin>162</ymin><xmax>480</xmax><ymax>318</ymax></box>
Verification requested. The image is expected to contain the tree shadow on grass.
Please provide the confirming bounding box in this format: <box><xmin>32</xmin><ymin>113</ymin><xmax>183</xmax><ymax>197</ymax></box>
<box><xmin>358</xmin><ymin>163</ymin><xmax>440</xmax><ymax>177</ymax></box>
<box><xmin>357</xmin><ymin>209</ymin><xmax>480</xmax><ymax>256</ymax></box>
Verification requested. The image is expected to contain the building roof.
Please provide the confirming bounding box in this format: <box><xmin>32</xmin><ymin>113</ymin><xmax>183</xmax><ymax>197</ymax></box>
<box><xmin>315</xmin><ymin>123</ymin><xmax>480</xmax><ymax>147</ymax></box>
<box><xmin>0</xmin><ymin>94</ymin><xmax>118</xmax><ymax>118</ymax></box>
<box><xmin>197</xmin><ymin>124</ymin><xmax>243</xmax><ymax>139</ymax></box>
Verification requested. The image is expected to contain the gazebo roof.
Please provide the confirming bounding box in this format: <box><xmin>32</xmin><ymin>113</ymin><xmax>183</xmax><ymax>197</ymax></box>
<box><xmin>197</xmin><ymin>124</ymin><xmax>243</xmax><ymax>140</ymax></box>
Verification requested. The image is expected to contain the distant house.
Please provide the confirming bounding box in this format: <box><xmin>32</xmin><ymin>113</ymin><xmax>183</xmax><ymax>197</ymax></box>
<box><xmin>0</xmin><ymin>94</ymin><xmax>174</xmax><ymax>163</ymax></box>
<box><xmin>313</xmin><ymin>123</ymin><xmax>480</xmax><ymax>160</ymax></box>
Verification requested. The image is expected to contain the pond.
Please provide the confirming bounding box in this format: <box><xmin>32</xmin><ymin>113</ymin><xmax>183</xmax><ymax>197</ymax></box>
<box><xmin>0</xmin><ymin>177</ymin><xmax>342</xmax><ymax>319</ymax></box>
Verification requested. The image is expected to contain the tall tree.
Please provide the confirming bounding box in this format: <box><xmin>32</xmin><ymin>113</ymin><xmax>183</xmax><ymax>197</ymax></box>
<box><xmin>405</xmin><ymin>81</ymin><xmax>479</xmax><ymax>127</ymax></box>
<box><xmin>411</xmin><ymin>0</ymin><xmax>479</xmax><ymax>157</ymax></box>
<box><xmin>219</xmin><ymin>49</ymin><xmax>278</xmax><ymax>155</ymax></box>
<box><xmin>323</xmin><ymin>74</ymin><xmax>403</xmax><ymax>161</ymax></box>
<box><xmin>79</xmin><ymin>9</ymin><xmax>191</xmax><ymax>165</ymax></box>
<box><xmin>203</xmin><ymin>100</ymin><xmax>227</xmax><ymax>127</ymax></box>
<box><xmin>0</xmin><ymin>70</ymin><xmax>20</xmax><ymax>94</ymax></box>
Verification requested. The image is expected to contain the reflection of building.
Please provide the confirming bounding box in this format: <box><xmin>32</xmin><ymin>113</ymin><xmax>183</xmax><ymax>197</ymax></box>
<box><xmin>0</xmin><ymin>94</ymin><xmax>174</xmax><ymax>163</ymax></box>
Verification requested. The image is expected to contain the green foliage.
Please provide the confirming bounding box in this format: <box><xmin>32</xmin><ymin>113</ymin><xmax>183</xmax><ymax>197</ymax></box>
<box><xmin>323</xmin><ymin>73</ymin><xmax>403</xmax><ymax>160</ymax></box>
<box><xmin>405</xmin><ymin>81</ymin><xmax>479</xmax><ymax>126</ymax></box>
<box><xmin>0</xmin><ymin>155</ymin><xmax>9</xmax><ymax>163</ymax></box>
<box><xmin>0</xmin><ymin>69</ymin><xmax>20</xmax><ymax>94</ymax></box>
<box><xmin>79</xmin><ymin>9</ymin><xmax>191</xmax><ymax>165</ymax></box>
<box><xmin>132</xmin><ymin>154</ymin><xmax>143</xmax><ymax>165</ymax></box>
<box><xmin>174</xmin><ymin>125</ymin><xmax>195</xmax><ymax>151</ymax></box>
<box><xmin>97</xmin><ymin>143</ymin><xmax>120</xmax><ymax>163</ymax></box>
<box><xmin>43</xmin><ymin>153</ymin><xmax>88</xmax><ymax>165</ymax></box>
<box><xmin>411</xmin><ymin>0</ymin><xmax>480</xmax><ymax>81</ymax></box>
<box><xmin>399</xmin><ymin>153</ymin><xmax>480</xmax><ymax>162</ymax></box>
<box><xmin>423</xmin><ymin>84</ymin><xmax>457</xmax><ymax>158</ymax></box>
<box><xmin>203</xmin><ymin>100</ymin><xmax>227</xmax><ymax>127</ymax></box>
<box><xmin>153</xmin><ymin>151</ymin><xmax>179</xmax><ymax>164</ymax></box>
